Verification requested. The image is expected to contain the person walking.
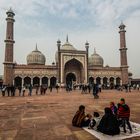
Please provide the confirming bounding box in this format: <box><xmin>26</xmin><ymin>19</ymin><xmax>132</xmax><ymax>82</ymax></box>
<box><xmin>49</xmin><ymin>85</ymin><xmax>52</xmax><ymax>92</ymax></box>
<box><xmin>22</xmin><ymin>86</ymin><xmax>26</xmax><ymax>96</ymax></box>
<box><xmin>7</xmin><ymin>84</ymin><xmax>10</xmax><ymax>96</ymax></box>
<box><xmin>92</xmin><ymin>83</ymin><xmax>99</xmax><ymax>99</ymax></box>
<box><xmin>11</xmin><ymin>85</ymin><xmax>15</xmax><ymax>96</ymax></box>
<box><xmin>136</xmin><ymin>84</ymin><xmax>139</xmax><ymax>91</ymax></box>
<box><xmin>18</xmin><ymin>86</ymin><xmax>22</xmax><ymax>96</ymax></box>
<box><xmin>56</xmin><ymin>84</ymin><xmax>59</xmax><ymax>93</ymax></box>
<box><xmin>2</xmin><ymin>85</ymin><xmax>6</xmax><ymax>96</ymax></box>
<box><xmin>28</xmin><ymin>84</ymin><xmax>32</xmax><ymax>96</ymax></box>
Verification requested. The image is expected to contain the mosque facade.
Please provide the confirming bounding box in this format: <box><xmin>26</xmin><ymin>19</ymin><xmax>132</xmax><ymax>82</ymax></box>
<box><xmin>3</xmin><ymin>9</ymin><xmax>129</xmax><ymax>88</ymax></box>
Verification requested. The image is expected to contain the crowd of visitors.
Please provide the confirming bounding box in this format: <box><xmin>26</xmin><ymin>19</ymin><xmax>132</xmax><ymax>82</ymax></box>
<box><xmin>0</xmin><ymin>84</ymin><xmax>60</xmax><ymax>97</ymax></box>
<box><xmin>72</xmin><ymin>98</ymin><xmax>132</xmax><ymax>135</ymax></box>
<box><xmin>0</xmin><ymin>82</ymin><xmax>139</xmax><ymax>97</ymax></box>
<box><xmin>0</xmin><ymin>83</ymin><xmax>100</xmax><ymax>97</ymax></box>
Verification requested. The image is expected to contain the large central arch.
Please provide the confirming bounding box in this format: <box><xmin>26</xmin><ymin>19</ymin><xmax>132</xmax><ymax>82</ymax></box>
<box><xmin>66</xmin><ymin>73</ymin><xmax>76</xmax><ymax>87</ymax></box>
<box><xmin>64</xmin><ymin>58</ymin><xmax>84</xmax><ymax>84</ymax></box>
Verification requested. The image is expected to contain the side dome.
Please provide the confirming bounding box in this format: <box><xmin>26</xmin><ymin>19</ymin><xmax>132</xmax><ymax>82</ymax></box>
<box><xmin>89</xmin><ymin>49</ymin><xmax>104</xmax><ymax>67</ymax></box>
<box><xmin>27</xmin><ymin>46</ymin><xmax>46</xmax><ymax>65</ymax></box>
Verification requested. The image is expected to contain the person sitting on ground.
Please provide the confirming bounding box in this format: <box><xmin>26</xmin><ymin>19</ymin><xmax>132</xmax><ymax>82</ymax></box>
<box><xmin>72</xmin><ymin>105</ymin><xmax>92</xmax><ymax>127</ymax></box>
<box><xmin>89</xmin><ymin>112</ymin><xmax>101</xmax><ymax>130</ymax></box>
<box><xmin>117</xmin><ymin>98</ymin><xmax>132</xmax><ymax>133</ymax></box>
<box><xmin>110</xmin><ymin>102</ymin><xmax>117</xmax><ymax>116</ymax></box>
<box><xmin>97</xmin><ymin>107</ymin><xmax>120</xmax><ymax>135</ymax></box>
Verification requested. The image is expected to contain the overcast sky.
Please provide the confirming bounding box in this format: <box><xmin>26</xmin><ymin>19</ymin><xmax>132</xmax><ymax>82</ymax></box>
<box><xmin>0</xmin><ymin>0</ymin><xmax>140</xmax><ymax>78</ymax></box>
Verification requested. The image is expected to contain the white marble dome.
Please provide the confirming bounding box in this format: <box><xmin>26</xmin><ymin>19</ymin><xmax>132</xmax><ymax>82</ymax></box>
<box><xmin>61</xmin><ymin>41</ymin><xmax>76</xmax><ymax>50</ymax></box>
<box><xmin>55</xmin><ymin>37</ymin><xmax>76</xmax><ymax>62</ymax></box>
<box><xmin>27</xmin><ymin>46</ymin><xmax>46</xmax><ymax>65</ymax></box>
<box><xmin>61</xmin><ymin>36</ymin><xmax>76</xmax><ymax>51</ymax></box>
<box><xmin>89</xmin><ymin>49</ymin><xmax>104</xmax><ymax>67</ymax></box>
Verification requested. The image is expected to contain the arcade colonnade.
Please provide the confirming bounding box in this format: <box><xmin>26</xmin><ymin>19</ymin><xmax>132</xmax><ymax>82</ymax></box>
<box><xmin>14</xmin><ymin>76</ymin><xmax>57</xmax><ymax>87</ymax></box>
<box><xmin>88</xmin><ymin>76</ymin><xmax>121</xmax><ymax>86</ymax></box>
<box><xmin>14</xmin><ymin>75</ymin><xmax>121</xmax><ymax>88</ymax></box>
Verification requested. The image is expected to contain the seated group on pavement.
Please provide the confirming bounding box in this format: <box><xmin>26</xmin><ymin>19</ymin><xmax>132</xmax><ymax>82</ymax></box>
<box><xmin>72</xmin><ymin>98</ymin><xmax>132</xmax><ymax>135</ymax></box>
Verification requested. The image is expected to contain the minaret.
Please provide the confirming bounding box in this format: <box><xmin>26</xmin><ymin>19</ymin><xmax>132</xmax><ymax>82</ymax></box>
<box><xmin>57</xmin><ymin>39</ymin><xmax>61</xmax><ymax>84</ymax></box>
<box><xmin>119</xmin><ymin>22</ymin><xmax>129</xmax><ymax>85</ymax></box>
<box><xmin>3</xmin><ymin>8</ymin><xmax>15</xmax><ymax>85</ymax></box>
<box><xmin>85</xmin><ymin>41</ymin><xmax>89</xmax><ymax>83</ymax></box>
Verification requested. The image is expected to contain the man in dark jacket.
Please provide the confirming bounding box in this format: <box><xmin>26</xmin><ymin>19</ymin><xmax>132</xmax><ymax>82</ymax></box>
<box><xmin>93</xmin><ymin>83</ymin><xmax>99</xmax><ymax>99</ymax></box>
<box><xmin>118</xmin><ymin>98</ymin><xmax>132</xmax><ymax>133</ymax></box>
<box><xmin>97</xmin><ymin>107</ymin><xmax>120</xmax><ymax>135</ymax></box>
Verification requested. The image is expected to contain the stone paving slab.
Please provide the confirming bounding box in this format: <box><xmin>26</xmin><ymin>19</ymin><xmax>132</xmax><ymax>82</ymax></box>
<box><xmin>0</xmin><ymin>89</ymin><xmax>140</xmax><ymax>140</ymax></box>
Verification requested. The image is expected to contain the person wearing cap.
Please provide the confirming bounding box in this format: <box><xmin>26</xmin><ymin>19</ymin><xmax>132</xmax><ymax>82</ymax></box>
<box><xmin>117</xmin><ymin>98</ymin><xmax>132</xmax><ymax>133</ymax></box>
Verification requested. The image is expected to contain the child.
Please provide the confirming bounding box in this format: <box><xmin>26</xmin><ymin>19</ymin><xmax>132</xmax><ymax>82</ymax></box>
<box><xmin>110</xmin><ymin>102</ymin><xmax>117</xmax><ymax>116</ymax></box>
<box><xmin>89</xmin><ymin>112</ymin><xmax>100</xmax><ymax>130</ymax></box>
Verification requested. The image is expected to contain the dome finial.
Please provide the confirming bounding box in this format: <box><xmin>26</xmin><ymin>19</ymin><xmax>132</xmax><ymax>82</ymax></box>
<box><xmin>6</xmin><ymin>7</ymin><xmax>15</xmax><ymax>16</ymax></box>
<box><xmin>35</xmin><ymin>43</ymin><xmax>38</xmax><ymax>51</ymax></box>
<box><xmin>66</xmin><ymin>34</ymin><xmax>68</xmax><ymax>42</ymax></box>
<box><xmin>119</xmin><ymin>21</ymin><xmax>126</xmax><ymax>29</ymax></box>
<box><xmin>94</xmin><ymin>48</ymin><xmax>96</xmax><ymax>54</ymax></box>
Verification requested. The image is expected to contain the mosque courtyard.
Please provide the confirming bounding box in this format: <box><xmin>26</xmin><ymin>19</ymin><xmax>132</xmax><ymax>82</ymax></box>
<box><xmin>0</xmin><ymin>89</ymin><xmax>140</xmax><ymax>140</ymax></box>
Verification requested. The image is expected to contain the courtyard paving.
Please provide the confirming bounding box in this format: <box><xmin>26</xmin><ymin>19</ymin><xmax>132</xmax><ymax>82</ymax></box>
<box><xmin>0</xmin><ymin>89</ymin><xmax>140</xmax><ymax>140</ymax></box>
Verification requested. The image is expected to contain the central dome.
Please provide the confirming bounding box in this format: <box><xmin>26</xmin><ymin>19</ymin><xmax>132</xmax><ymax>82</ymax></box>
<box><xmin>89</xmin><ymin>49</ymin><xmax>104</xmax><ymax>67</ymax></box>
<box><xmin>55</xmin><ymin>36</ymin><xmax>76</xmax><ymax>62</ymax></box>
<box><xmin>61</xmin><ymin>35</ymin><xmax>76</xmax><ymax>50</ymax></box>
<box><xmin>27</xmin><ymin>45</ymin><xmax>46</xmax><ymax>65</ymax></box>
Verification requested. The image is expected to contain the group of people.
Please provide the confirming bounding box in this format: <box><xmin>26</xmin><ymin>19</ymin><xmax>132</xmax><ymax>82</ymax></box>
<box><xmin>0</xmin><ymin>84</ymin><xmax>60</xmax><ymax>97</ymax></box>
<box><xmin>1</xmin><ymin>84</ymin><xmax>32</xmax><ymax>97</ymax></box>
<box><xmin>1</xmin><ymin>83</ymin><xmax>101</xmax><ymax>97</ymax></box>
<box><xmin>1</xmin><ymin>84</ymin><xmax>16</xmax><ymax>96</ymax></box>
<box><xmin>72</xmin><ymin>98</ymin><xmax>132</xmax><ymax>135</ymax></box>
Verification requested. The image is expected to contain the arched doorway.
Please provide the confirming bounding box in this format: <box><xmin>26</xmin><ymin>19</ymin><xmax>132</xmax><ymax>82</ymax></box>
<box><xmin>64</xmin><ymin>58</ymin><xmax>83</xmax><ymax>84</ymax></box>
<box><xmin>103</xmin><ymin>77</ymin><xmax>108</xmax><ymax>89</ymax></box>
<box><xmin>33</xmin><ymin>77</ymin><xmax>40</xmax><ymax>86</ymax></box>
<box><xmin>24</xmin><ymin>77</ymin><xmax>31</xmax><ymax>86</ymax></box>
<box><xmin>96</xmin><ymin>77</ymin><xmax>101</xmax><ymax>84</ymax></box>
<box><xmin>42</xmin><ymin>77</ymin><xmax>48</xmax><ymax>86</ymax></box>
<box><xmin>66</xmin><ymin>73</ymin><xmax>76</xmax><ymax>88</ymax></box>
<box><xmin>116</xmin><ymin>77</ymin><xmax>121</xmax><ymax>85</ymax></box>
<box><xmin>89</xmin><ymin>77</ymin><xmax>94</xmax><ymax>85</ymax></box>
<box><xmin>110</xmin><ymin>77</ymin><xmax>114</xmax><ymax>89</ymax></box>
<box><xmin>50</xmin><ymin>77</ymin><xmax>57</xmax><ymax>87</ymax></box>
<box><xmin>14</xmin><ymin>76</ymin><xmax>22</xmax><ymax>87</ymax></box>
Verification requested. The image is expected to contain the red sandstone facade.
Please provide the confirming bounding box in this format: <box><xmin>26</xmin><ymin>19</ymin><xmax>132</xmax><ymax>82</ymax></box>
<box><xmin>3</xmin><ymin>9</ymin><xmax>129</xmax><ymax>87</ymax></box>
